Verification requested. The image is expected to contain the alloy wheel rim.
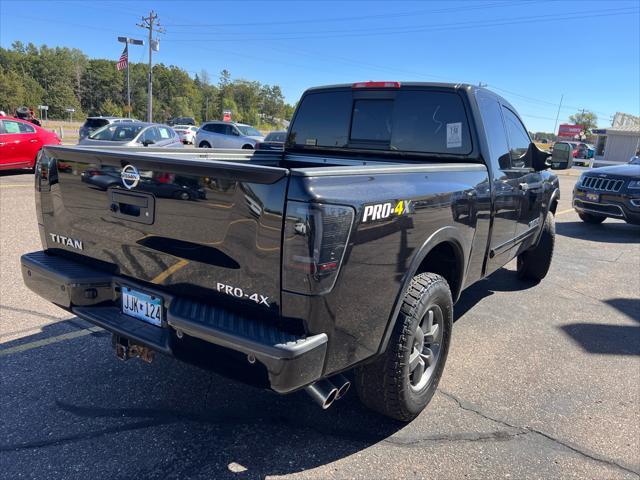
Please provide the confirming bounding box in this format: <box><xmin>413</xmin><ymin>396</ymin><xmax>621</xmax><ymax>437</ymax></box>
<box><xmin>409</xmin><ymin>305</ymin><xmax>443</xmax><ymax>391</ymax></box>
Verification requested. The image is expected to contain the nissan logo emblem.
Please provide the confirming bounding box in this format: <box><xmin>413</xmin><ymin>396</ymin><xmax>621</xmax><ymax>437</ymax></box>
<box><xmin>121</xmin><ymin>164</ymin><xmax>140</xmax><ymax>189</ymax></box>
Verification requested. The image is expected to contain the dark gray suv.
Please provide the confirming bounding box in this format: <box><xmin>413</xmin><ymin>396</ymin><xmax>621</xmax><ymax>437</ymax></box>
<box><xmin>79</xmin><ymin>117</ymin><xmax>136</xmax><ymax>140</ymax></box>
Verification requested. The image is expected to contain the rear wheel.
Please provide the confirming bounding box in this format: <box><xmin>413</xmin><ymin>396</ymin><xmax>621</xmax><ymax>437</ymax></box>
<box><xmin>355</xmin><ymin>272</ymin><xmax>453</xmax><ymax>421</ymax></box>
<box><xmin>242</xmin><ymin>144</ymin><xmax>254</xmax><ymax>150</ymax></box>
<box><xmin>199</xmin><ymin>141</ymin><xmax>211</xmax><ymax>148</ymax></box>
<box><xmin>517</xmin><ymin>211</ymin><xmax>555</xmax><ymax>282</ymax></box>
<box><xmin>578</xmin><ymin>212</ymin><xmax>606</xmax><ymax>224</ymax></box>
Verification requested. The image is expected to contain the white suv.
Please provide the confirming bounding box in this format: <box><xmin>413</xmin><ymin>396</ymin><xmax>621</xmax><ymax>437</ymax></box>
<box><xmin>195</xmin><ymin>121</ymin><xmax>264</xmax><ymax>149</ymax></box>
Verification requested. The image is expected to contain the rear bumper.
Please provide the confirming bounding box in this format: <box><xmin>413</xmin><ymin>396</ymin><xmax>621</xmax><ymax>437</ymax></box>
<box><xmin>20</xmin><ymin>251</ymin><xmax>328</xmax><ymax>393</ymax></box>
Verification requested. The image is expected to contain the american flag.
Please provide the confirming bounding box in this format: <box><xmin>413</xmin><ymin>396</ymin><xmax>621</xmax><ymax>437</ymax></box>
<box><xmin>116</xmin><ymin>45</ymin><xmax>128</xmax><ymax>71</ymax></box>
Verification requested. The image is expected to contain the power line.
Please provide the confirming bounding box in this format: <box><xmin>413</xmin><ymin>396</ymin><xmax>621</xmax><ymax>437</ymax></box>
<box><xmin>163</xmin><ymin>1</ymin><xmax>529</xmax><ymax>28</ymax></box>
<box><xmin>163</xmin><ymin>7</ymin><xmax>637</xmax><ymax>42</ymax></box>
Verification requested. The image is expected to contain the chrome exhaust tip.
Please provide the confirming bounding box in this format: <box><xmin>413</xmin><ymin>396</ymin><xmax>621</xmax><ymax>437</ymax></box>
<box><xmin>333</xmin><ymin>374</ymin><xmax>351</xmax><ymax>400</ymax></box>
<box><xmin>305</xmin><ymin>379</ymin><xmax>339</xmax><ymax>409</ymax></box>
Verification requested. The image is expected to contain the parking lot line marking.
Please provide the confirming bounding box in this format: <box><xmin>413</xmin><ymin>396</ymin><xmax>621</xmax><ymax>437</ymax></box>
<box><xmin>557</xmin><ymin>208</ymin><xmax>575</xmax><ymax>216</ymax></box>
<box><xmin>151</xmin><ymin>259</ymin><xmax>189</xmax><ymax>284</ymax></box>
<box><xmin>0</xmin><ymin>326</ymin><xmax>103</xmax><ymax>357</ymax></box>
<box><xmin>0</xmin><ymin>184</ymin><xmax>31</xmax><ymax>188</ymax></box>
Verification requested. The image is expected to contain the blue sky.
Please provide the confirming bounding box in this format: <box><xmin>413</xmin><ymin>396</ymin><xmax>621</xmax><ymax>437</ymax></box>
<box><xmin>1</xmin><ymin>0</ymin><xmax>638</xmax><ymax>132</ymax></box>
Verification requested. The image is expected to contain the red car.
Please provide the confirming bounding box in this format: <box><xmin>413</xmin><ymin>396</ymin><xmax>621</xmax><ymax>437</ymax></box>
<box><xmin>0</xmin><ymin>116</ymin><xmax>61</xmax><ymax>171</ymax></box>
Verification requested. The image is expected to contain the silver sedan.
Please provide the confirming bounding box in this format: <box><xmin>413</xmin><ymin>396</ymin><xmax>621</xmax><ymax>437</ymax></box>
<box><xmin>78</xmin><ymin>122</ymin><xmax>183</xmax><ymax>148</ymax></box>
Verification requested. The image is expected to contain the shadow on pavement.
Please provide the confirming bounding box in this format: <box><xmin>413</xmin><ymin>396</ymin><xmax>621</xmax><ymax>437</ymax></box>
<box><xmin>0</xmin><ymin>321</ymin><xmax>405</xmax><ymax>479</ymax></box>
<box><xmin>454</xmin><ymin>267</ymin><xmax>537</xmax><ymax>321</ymax></box>
<box><xmin>556</xmin><ymin>221</ymin><xmax>640</xmax><ymax>244</ymax></box>
<box><xmin>559</xmin><ymin>298</ymin><xmax>640</xmax><ymax>356</ymax></box>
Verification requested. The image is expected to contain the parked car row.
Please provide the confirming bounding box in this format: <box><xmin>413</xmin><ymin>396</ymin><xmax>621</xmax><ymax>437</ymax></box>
<box><xmin>79</xmin><ymin>116</ymin><xmax>285</xmax><ymax>150</ymax></box>
<box><xmin>1</xmin><ymin>113</ymin><xmax>283</xmax><ymax>173</ymax></box>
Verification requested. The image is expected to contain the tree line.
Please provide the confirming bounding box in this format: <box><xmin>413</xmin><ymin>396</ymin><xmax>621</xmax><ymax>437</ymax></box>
<box><xmin>0</xmin><ymin>42</ymin><xmax>295</xmax><ymax>128</ymax></box>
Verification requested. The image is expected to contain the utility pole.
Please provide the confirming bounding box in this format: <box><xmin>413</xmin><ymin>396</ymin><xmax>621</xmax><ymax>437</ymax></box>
<box><xmin>553</xmin><ymin>94</ymin><xmax>564</xmax><ymax>136</ymax></box>
<box><xmin>137</xmin><ymin>11</ymin><xmax>164</xmax><ymax>122</ymax></box>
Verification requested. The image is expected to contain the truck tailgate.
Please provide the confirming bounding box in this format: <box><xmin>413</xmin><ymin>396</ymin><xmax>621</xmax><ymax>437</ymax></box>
<box><xmin>38</xmin><ymin>146</ymin><xmax>289</xmax><ymax>314</ymax></box>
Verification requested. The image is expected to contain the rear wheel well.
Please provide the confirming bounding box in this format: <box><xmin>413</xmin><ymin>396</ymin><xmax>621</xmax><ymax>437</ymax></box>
<box><xmin>550</xmin><ymin>197</ymin><xmax>559</xmax><ymax>214</ymax></box>
<box><xmin>242</xmin><ymin>144</ymin><xmax>254</xmax><ymax>150</ymax></box>
<box><xmin>415</xmin><ymin>242</ymin><xmax>463</xmax><ymax>301</ymax></box>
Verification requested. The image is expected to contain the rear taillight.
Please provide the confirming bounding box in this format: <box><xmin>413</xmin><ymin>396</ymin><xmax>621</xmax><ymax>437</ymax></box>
<box><xmin>352</xmin><ymin>81</ymin><xmax>401</xmax><ymax>89</ymax></box>
<box><xmin>283</xmin><ymin>201</ymin><xmax>354</xmax><ymax>295</ymax></box>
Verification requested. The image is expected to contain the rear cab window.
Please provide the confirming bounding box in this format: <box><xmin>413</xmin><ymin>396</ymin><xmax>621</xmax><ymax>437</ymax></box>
<box><xmin>84</xmin><ymin>118</ymin><xmax>110</xmax><ymax>129</ymax></box>
<box><xmin>287</xmin><ymin>87</ymin><xmax>473</xmax><ymax>157</ymax></box>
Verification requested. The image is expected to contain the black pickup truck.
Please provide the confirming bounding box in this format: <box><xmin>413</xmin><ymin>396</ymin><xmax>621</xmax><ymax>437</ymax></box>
<box><xmin>22</xmin><ymin>82</ymin><xmax>570</xmax><ymax>421</ymax></box>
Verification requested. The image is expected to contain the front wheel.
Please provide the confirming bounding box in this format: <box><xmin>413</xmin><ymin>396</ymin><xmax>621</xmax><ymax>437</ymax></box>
<box><xmin>517</xmin><ymin>211</ymin><xmax>555</xmax><ymax>282</ymax></box>
<box><xmin>578</xmin><ymin>212</ymin><xmax>606</xmax><ymax>224</ymax></box>
<box><xmin>198</xmin><ymin>141</ymin><xmax>211</xmax><ymax>148</ymax></box>
<box><xmin>355</xmin><ymin>272</ymin><xmax>453</xmax><ymax>421</ymax></box>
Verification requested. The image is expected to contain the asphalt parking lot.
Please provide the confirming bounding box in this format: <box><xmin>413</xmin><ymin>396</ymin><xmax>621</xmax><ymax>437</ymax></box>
<box><xmin>1</xmin><ymin>170</ymin><xmax>639</xmax><ymax>480</ymax></box>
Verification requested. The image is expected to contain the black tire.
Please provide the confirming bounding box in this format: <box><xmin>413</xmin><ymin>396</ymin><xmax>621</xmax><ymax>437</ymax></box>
<box><xmin>199</xmin><ymin>141</ymin><xmax>211</xmax><ymax>148</ymax></box>
<box><xmin>175</xmin><ymin>191</ymin><xmax>191</xmax><ymax>201</ymax></box>
<box><xmin>242</xmin><ymin>144</ymin><xmax>254</xmax><ymax>150</ymax></box>
<box><xmin>578</xmin><ymin>212</ymin><xmax>606</xmax><ymax>224</ymax></box>
<box><xmin>517</xmin><ymin>211</ymin><xmax>555</xmax><ymax>282</ymax></box>
<box><xmin>355</xmin><ymin>272</ymin><xmax>453</xmax><ymax>421</ymax></box>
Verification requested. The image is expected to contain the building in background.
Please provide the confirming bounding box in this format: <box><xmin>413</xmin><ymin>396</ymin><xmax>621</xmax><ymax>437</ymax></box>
<box><xmin>592</xmin><ymin>112</ymin><xmax>640</xmax><ymax>166</ymax></box>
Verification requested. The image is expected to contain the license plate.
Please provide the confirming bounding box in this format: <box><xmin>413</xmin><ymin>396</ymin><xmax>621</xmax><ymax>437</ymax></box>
<box><xmin>586</xmin><ymin>192</ymin><xmax>599</xmax><ymax>202</ymax></box>
<box><xmin>122</xmin><ymin>287</ymin><xmax>163</xmax><ymax>326</ymax></box>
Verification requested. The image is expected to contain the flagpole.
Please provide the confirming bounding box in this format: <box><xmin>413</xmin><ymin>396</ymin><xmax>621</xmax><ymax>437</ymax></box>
<box><xmin>126</xmin><ymin>44</ymin><xmax>131</xmax><ymax>118</ymax></box>
<box><xmin>118</xmin><ymin>37</ymin><xmax>143</xmax><ymax>118</ymax></box>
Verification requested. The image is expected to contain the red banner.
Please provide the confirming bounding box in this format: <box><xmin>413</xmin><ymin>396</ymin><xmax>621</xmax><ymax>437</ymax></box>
<box><xmin>558</xmin><ymin>124</ymin><xmax>583</xmax><ymax>138</ymax></box>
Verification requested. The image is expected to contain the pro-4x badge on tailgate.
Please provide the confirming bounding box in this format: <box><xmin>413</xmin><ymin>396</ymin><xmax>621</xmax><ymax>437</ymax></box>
<box><xmin>362</xmin><ymin>200</ymin><xmax>413</xmax><ymax>223</ymax></box>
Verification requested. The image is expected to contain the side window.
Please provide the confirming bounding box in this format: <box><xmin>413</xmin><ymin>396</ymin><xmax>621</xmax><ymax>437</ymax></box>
<box><xmin>226</xmin><ymin>125</ymin><xmax>238</xmax><ymax>136</ymax></box>
<box><xmin>502</xmin><ymin>106</ymin><xmax>532</xmax><ymax>169</ymax></box>
<box><xmin>2</xmin><ymin>120</ymin><xmax>24</xmax><ymax>134</ymax></box>
<box><xmin>19</xmin><ymin>122</ymin><xmax>35</xmax><ymax>133</ymax></box>
<box><xmin>139</xmin><ymin>127</ymin><xmax>157</xmax><ymax>143</ymax></box>
<box><xmin>157</xmin><ymin>127</ymin><xmax>171</xmax><ymax>140</ymax></box>
<box><xmin>475</xmin><ymin>92</ymin><xmax>511</xmax><ymax>172</ymax></box>
<box><xmin>212</xmin><ymin>124</ymin><xmax>226</xmax><ymax>134</ymax></box>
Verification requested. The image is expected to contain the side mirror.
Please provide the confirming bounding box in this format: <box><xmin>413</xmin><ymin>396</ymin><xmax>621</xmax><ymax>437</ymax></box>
<box><xmin>530</xmin><ymin>143</ymin><xmax>553</xmax><ymax>171</ymax></box>
<box><xmin>549</xmin><ymin>143</ymin><xmax>573</xmax><ymax>170</ymax></box>
<box><xmin>142</xmin><ymin>139</ymin><xmax>155</xmax><ymax>147</ymax></box>
<box><xmin>232</xmin><ymin>129</ymin><xmax>240</xmax><ymax>136</ymax></box>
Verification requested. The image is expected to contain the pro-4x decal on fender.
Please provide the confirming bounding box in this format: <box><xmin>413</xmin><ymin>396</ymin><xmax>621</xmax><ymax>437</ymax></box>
<box><xmin>362</xmin><ymin>200</ymin><xmax>413</xmax><ymax>223</ymax></box>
